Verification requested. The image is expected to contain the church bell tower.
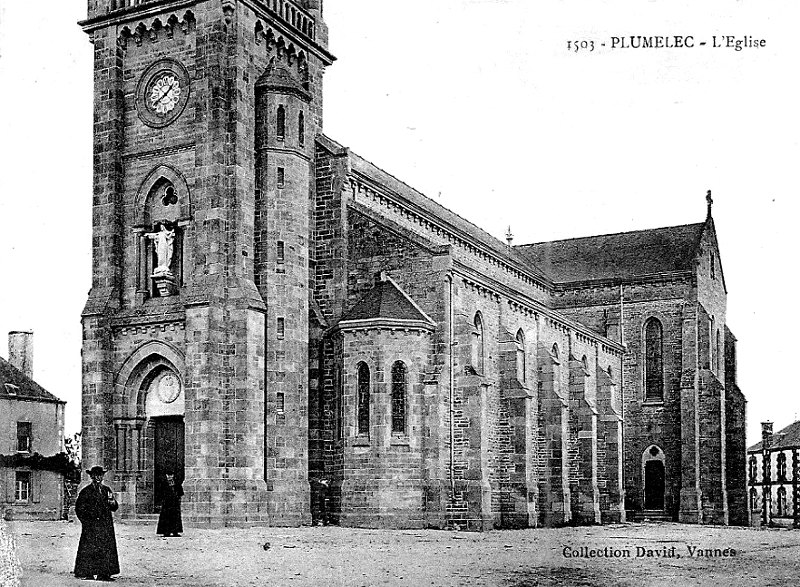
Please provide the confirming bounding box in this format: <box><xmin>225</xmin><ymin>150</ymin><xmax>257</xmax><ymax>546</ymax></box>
<box><xmin>79</xmin><ymin>0</ymin><xmax>333</xmax><ymax>526</ymax></box>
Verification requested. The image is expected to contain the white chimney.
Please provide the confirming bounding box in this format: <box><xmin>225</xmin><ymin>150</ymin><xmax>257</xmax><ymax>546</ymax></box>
<box><xmin>8</xmin><ymin>331</ymin><xmax>33</xmax><ymax>379</ymax></box>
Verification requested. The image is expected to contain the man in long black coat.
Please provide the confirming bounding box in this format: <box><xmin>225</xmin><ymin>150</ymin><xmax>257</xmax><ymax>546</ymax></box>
<box><xmin>74</xmin><ymin>466</ymin><xmax>120</xmax><ymax>581</ymax></box>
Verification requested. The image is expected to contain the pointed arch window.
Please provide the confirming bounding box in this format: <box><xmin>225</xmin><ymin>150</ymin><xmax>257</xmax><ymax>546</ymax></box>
<box><xmin>515</xmin><ymin>329</ymin><xmax>525</xmax><ymax>382</ymax></box>
<box><xmin>391</xmin><ymin>361</ymin><xmax>407</xmax><ymax>434</ymax></box>
<box><xmin>357</xmin><ymin>362</ymin><xmax>370</xmax><ymax>436</ymax></box>
<box><xmin>276</xmin><ymin>104</ymin><xmax>286</xmax><ymax>140</ymax></box>
<box><xmin>472</xmin><ymin>313</ymin><xmax>485</xmax><ymax>374</ymax></box>
<box><xmin>644</xmin><ymin>318</ymin><xmax>664</xmax><ymax>401</ymax></box>
<box><xmin>551</xmin><ymin>343</ymin><xmax>559</xmax><ymax>360</ymax></box>
<box><xmin>715</xmin><ymin>329</ymin><xmax>721</xmax><ymax>374</ymax></box>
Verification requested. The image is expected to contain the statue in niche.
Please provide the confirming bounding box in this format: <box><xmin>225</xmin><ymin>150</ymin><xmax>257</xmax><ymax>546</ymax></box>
<box><xmin>146</xmin><ymin>222</ymin><xmax>175</xmax><ymax>276</ymax></box>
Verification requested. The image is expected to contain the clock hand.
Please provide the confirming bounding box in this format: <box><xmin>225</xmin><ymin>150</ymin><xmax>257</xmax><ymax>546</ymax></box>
<box><xmin>156</xmin><ymin>82</ymin><xmax>175</xmax><ymax>104</ymax></box>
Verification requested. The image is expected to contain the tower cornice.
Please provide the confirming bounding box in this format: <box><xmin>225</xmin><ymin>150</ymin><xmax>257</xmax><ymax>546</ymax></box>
<box><xmin>80</xmin><ymin>0</ymin><xmax>196</xmax><ymax>33</ymax></box>
<box><xmin>80</xmin><ymin>0</ymin><xmax>335</xmax><ymax>65</ymax></box>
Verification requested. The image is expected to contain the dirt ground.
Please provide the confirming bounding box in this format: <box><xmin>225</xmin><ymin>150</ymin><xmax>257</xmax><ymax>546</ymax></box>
<box><xmin>9</xmin><ymin>519</ymin><xmax>800</xmax><ymax>587</ymax></box>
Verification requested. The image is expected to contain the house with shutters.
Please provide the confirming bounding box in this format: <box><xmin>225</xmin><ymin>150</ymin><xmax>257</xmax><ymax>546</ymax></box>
<box><xmin>748</xmin><ymin>421</ymin><xmax>800</xmax><ymax>527</ymax></box>
<box><xmin>1</xmin><ymin>332</ymin><xmax>67</xmax><ymax>520</ymax></box>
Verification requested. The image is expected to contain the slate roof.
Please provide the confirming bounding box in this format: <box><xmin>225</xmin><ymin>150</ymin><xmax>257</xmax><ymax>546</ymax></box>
<box><xmin>516</xmin><ymin>222</ymin><xmax>706</xmax><ymax>284</ymax></box>
<box><xmin>322</xmin><ymin>138</ymin><xmax>548</xmax><ymax>282</ymax></box>
<box><xmin>748</xmin><ymin>421</ymin><xmax>800</xmax><ymax>452</ymax></box>
<box><xmin>340</xmin><ymin>279</ymin><xmax>431</xmax><ymax>324</ymax></box>
<box><xmin>0</xmin><ymin>356</ymin><xmax>64</xmax><ymax>404</ymax></box>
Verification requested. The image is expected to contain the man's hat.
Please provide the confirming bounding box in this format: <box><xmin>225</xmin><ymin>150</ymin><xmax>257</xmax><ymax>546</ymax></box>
<box><xmin>86</xmin><ymin>466</ymin><xmax>107</xmax><ymax>476</ymax></box>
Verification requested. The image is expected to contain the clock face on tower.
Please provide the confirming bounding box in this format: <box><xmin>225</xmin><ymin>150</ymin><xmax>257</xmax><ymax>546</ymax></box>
<box><xmin>136</xmin><ymin>59</ymin><xmax>190</xmax><ymax>128</ymax></box>
<box><xmin>149</xmin><ymin>74</ymin><xmax>181</xmax><ymax>114</ymax></box>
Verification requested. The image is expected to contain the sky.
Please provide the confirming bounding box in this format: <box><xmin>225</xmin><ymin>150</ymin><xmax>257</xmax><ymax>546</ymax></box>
<box><xmin>0</xmin><ymin>1</ymin><xmax>798</xmax><ymax>446</ymax></box>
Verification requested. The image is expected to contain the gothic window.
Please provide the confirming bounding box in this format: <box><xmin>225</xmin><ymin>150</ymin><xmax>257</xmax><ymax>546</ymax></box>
<box><xmin>515</xmin><ymin>330</ymin><xmax>525</xmax><ymax>382</ymax></box>
<box><xmin>749</xmin><ymin>455</ymin><xmax>758</xmax><ymax>482</ymax></box>
<box><xmin>710</xmin><ymin>253</ymin><xmax>716</xmax><ymax>280</ymax></box>
<box><xmin>277</xmin><ymin>105</ymin><xmax>286</xmax><ymax>140</ymax></box>
<box><xmin>472</xmin><ymin>313</ymin><xmax>485</xmax><ymax>374</ymax></box>
<box><xmin>298</xmin><ymin>111</ymin><xmax>305</xmax><ymax>146</ymax></box>
<box><xmin>777</xmin><ymin>486</ymin><xmax>787</xmax><ymax>516</ymax></box>
<box><xmin>777</xmin><ymin>452</ymin><xmax>787</xmax><ymax>481</ymax></box>
<box><xmin>357</xmin><ymin>362</ymin><xmax>370</xmax><ymax>436</ymax></box>
<box><xmin>581</xmin><ymin>355</ymin><xmax>589</xmax><ymax>371</ymax></box>
<box><xmin>644</xmin><ymin>318</ymin><xmax>664</xmax><ymax>401</ymax></box>
<box><xmin>750</xmin><ymin>487</ymin><xmax>758</xmax><ymax>511</ymax></box>
<box><xmin>551</xmin><ymin>343</ymin><xmax>559</xmax><ymax>360</ymax></box>
<box><xmin>16</xmin><ymin>422</ymin><xmax>31</xmax><ymax>453</ymax></box>
<box><xmin>391</xmin><ymin>361</ymin><xmax>407</xmax><ymax>434</ymax></box>
<box><xmin>715</xmin><ymin>329</ymin><xmax>721</xmax><ymax>374</ymax></box>
<box><xmin>15</xmin><ymin>472</ymin><xmax>31</xmax><ymax>502</ymax></box>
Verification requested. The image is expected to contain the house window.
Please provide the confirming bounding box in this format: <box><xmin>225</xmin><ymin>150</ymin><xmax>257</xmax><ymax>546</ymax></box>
<box><xmin>749</xmin><ymin>487</ymin><xmax>758</xmax><ymax>511</ymax></box>
<box><xmin>357</xmin><ymin>362</ymin><xmax>370</xmax><ymax>436</ymax></box>
<box><xmin>298</xmin><ymin>111</ymin><xmax>305</xmax><ymax>146</ymax></box>
<box><xmin>644</xmin><ymin>318</ymin><xmax>664</xmax><ymax>401</ymax></box>
<box><xmin>391</xmin><ymin>361</ymin><xmax>407</xmax><ymax>434</ymax></box>
<box><xmin>277</xmin><ymin>167</ymin><xmax>285</xmax><ymax>188</ymax></box>
<box><xmin>472</xmin><ymin>313</ymin><xmax>485</xmax><ymax>374</ymax></box>
<box><xmin>749</xmin><ymin>456</ymin><xmax>758</xmax><ymax>482</ymax></box>
<box><xmin>15</xmin><ymin>471</ymin><xmax>31</xmax><ymax>502</ymax></box>
<box><xmin>277</xmin><ymin>104</ymin><xmax>286</xmax><ymax>140</ymax></box>
<box><xmin>17</xmin><ymin>422</ymin><xmax>32</xmax><ymax>453</ymax></box>
<box><xmin>515</xmin><ymin>330</ymin><xmax>525</xmax><ymax>383</ymax></box>
<box><xmin>277</xmin><ymin>317</ymin><xmax>285</xmax><ymax>339</ymax></box>
<box><xmin>777</xmin><ymin>486</ymin><xmax>787</xmax><ymax>516</ymax></box>
<box><xmin>777</xmin><ymin>453</ymin><xmax>787</xmax><ymax>481</ymax></box>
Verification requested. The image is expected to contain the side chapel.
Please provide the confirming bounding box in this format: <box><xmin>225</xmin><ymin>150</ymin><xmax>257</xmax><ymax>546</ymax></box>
<box><xmin>79</xmin><ymin>0</ymin><xmax>747</xmax><ymax>528</ymax></box>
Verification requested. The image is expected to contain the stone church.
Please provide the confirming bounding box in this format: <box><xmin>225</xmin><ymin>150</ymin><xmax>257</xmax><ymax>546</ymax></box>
<box><xmin>79</xmin><ymin>0</ymin><xmax>747</xmax><ymax>529</ymax></box>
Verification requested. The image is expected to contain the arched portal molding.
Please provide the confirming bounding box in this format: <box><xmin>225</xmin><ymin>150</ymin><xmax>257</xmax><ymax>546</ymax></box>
<box><xmin>114</xmin><ymin>340</ymin><xmax>185</xmax><ymax>418</ymax></box>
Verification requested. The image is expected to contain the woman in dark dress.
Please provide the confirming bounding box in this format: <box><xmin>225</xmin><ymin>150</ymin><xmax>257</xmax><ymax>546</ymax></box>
<box><xmin>157</xmin><ymin>473</ymin><xmax>183</xmax><ymax>537</ymax></box>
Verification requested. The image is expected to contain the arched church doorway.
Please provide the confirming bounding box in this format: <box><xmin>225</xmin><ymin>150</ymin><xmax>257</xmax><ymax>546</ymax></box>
<box><xmin>144</xmin><ymin>369</ymin><xmax>185</xmax><ymax>513</ymax></box>
<box><xmin>644</xmin><ymin>461</ymin><xmax>665</xmax><ymax>510</ymax></box>
<box><xmin>642</xmin><ymin>445</ymin><xmax>666</xmax><ymax>511</ymax></box>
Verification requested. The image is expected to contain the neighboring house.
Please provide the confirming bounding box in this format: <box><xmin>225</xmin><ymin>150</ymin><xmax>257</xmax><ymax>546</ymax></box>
<box><xmin>78</xmin><ymin>0</ymin><xmax>747</xmax><ymax>529</ymax></box>
<box><xmin>1</xmin><ymin>332</ymin><xmax>67</xmax><ymax>520</ymax></box>
<box><xmin>748</xmin><ymin>421</ymin><xmax>800</xmax><ymax>527</ymax></box>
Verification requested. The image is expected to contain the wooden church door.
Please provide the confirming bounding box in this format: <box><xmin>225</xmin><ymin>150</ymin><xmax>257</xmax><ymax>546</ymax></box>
<box><xmin>153</xmin><ymin>415</ymin><xmax>185</xmax><ymax>512</ymax></box>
